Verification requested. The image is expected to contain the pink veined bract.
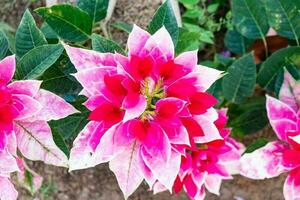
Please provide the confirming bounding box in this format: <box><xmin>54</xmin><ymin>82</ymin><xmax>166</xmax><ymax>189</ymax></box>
<box><xmin>64</xmin><ymin>25</ymin><xmax>243</xmax><ymax>198</ymax></box>
<box><xmin>0</xmin><ymin>55</ymin><xmax>78</xmax><ymax>200</ymax></box>
<box><xmin>240</xmin><ymin>70</ymin><xmax>300</xmax><ymax>200</ymax></box>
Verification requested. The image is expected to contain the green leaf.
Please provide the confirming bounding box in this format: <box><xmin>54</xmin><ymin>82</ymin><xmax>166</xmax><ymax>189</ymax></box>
<box><xmin>41</xmin><ymin>23</ymin><xmax>58</xmax><ymax>39</ymax></box>
<box><xmin>265</xmin><ymin>0</ymin><xmax>300</xmax><ymax>45</ymax></box>
<box><xmin>274</xmin><ymin>68</ymin><xmax>284</xmax><ymax>96</ymax></box>
<box><xmin>15</xmin><ymin>9</ymin><xmax>47</xmax><ymax>59</ymax></box>
<box><xmin>77</xmin><ymin>0</ymin><xmax>109</xmax><ymax>24</ymax></box>
<box><xmin>224</xmin><ymin>28</ymin><xmax>254</xmax><ymax>54</ymax></box>
<box><xmin>0</xmin><ymin>31</ymin><xmax>9</xmax><ymax>59</ymax></box>
<box><xmin>24</xmin><ymin>170</ymin><xmax>34</xmax><ymax>194</ymax></box>
<box><xmin>207</xmin><ymin>3</ymin><xmax>219</xmax><ymax>13</ymax></box>
<box><xmin>111</xmin><ymin>21</ymin><xmax>133</xmax><ymax>33</ymax></box>
<box><xmin>148</xmin><ymin>0</ymin><xmax>179</xmax><ymax>45</ymax></box>
<box><xmin>274</xmin><ymin>64</ymin><xmax>300</xmax><ymax>96</ymax></box>
<box><xmin>41</xmin><ymin>56</ymin><xmax>82</xmax><ymax>97</ymax></box>
<box><xmin>257</xmin><ymin>47</ymin><xmax>300</xmax><ymax>91</ymax></box>
<box><xmin>49</xmin><ymin>97</ymin><xmax>89</xmax><ymax>141</ymax></box>
<box><xmin>232</xmin><ymin>0</ymin><xmax>269</xmax><ymax>39</ymax></box>
<box><xmin>214</xmin><ymin>54</ymin><xmax>235</xmax><ymax>68</ymax></box>
<box><xmin>222</xmin><ymin>53</ymin><xmax>256</xmax><ymax>104</ymax></box>
<box><xmin>182</xmin><ymin>9</ymin><xmax>204</xmax><ymax>19</ymax></box>
<box><xmin>91</xmin><ymin>33</ymin><xmax>125</xmax><ymax>54</ymax></box>
<box><xmin>2</xmin><ymin>32</ymin><xmax>16</xmax><ymax>54</ymax></box>
<box><xmin>15</xmin><ymin>44</ymin><xmax>64</xmax><ymax>80</ymax></box>
<box><xmin>178</xmin><ymin>0</ymin><xmax>200</xmax><ymax>6</ymax></box>
<box><xmin>35</xmin><ymin>5</ymin><xmax>93</xmax><ymax>42</ymax></box>
<box><xmin>199</xmin><ymin>30</ymin><xmax>214</xmax><ymax>44</ymax></box>
<box><xmin>229</xmin><ymin>97</ymin><xmax>268</xmax><ymax>136</ymax></box>
<box><xmin>208</xmin><ymin>80</ymin><xmax>225</xmax><ymax>107</ymax></box>
<box><xmin>243</xmin><ymin>139</ymin><xmax>268</xmax><ymax>154</ymax></box>
<box><xmin>175</xmin><ymin>28</ymin><xmax>200</xmax><ymax>54</ymax></box>
<box><xmin>0</xmin><ymin>22</ymin><xmax>15</xmax><ymax>33</ymax></box>
<box><xmin>51</xmin><ymin>128</ymin><xmax>70</xmax><ymax>158</ymax></box>
<box><xmin>49</xmin><ymin>112</ymin><xmax>88</xmax><ymax>141</ymax></box>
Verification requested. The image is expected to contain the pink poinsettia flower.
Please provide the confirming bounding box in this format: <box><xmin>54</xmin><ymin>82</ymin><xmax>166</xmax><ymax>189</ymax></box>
<box><xmin>65</xmin><ymin>25</ymin><xmax>223</xmax><ymax>198</ymax></box>
<box><xmin>240</xmin><ymin>71</ymin><xmax>300</xmax><ymax>200</ymax></box>
<box><xmin>0</xmin><ymin>55</ymin><xmax>78</xmax><ymax>200</ymax></box>
<box><xmin>172</xmin><ymin>109</ymin><xmax>244</xmax><ymax>200</ymax></box>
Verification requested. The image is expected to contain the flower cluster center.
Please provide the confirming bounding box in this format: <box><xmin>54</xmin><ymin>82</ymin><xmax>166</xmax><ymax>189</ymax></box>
<box><xmin>140</xmin><ymin>78</ymin><xmax>165</xmax><ymax>120</ymax></box>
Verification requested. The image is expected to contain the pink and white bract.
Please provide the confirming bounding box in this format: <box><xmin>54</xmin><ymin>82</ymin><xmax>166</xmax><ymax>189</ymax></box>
<box><xmin>240</xmin><ymin>71</ymin><xmax>300</xmax><ymax>200</ymax></box>
<box><xmin>66</xmin><ymin>25</ymin><xmax>224</xmax><ymax>198</ymax></box>
<box><xmin>173</xmin><ymin>109</ymin><xmax>244</xmax><ymax>200</ymax></box>
<box><xmin>0</xmin><ymin>55</ymin><xmax>78</xmax><ymax>200</ymax></box>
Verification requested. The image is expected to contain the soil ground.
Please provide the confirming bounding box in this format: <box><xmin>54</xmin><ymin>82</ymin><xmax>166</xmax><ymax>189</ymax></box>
<box><xmin>0</xmin><ymin>0</ymin><xmax>285</xmax><ymax>199</ymax></box>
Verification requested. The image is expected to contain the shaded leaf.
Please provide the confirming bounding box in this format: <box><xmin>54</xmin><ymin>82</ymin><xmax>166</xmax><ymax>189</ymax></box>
<box><xmin>225</xmin><ymin>28</ymin><xmax>254</xmax><ymax>54</ymax></box>
<box><xmin>41</xmin><ymin>56</ymin><xmax>82</xmax><ymax>97</ymax></box>
<box><xmin>48</xmin><ymin>97</ymin><xmax>89</xmax><ymax>141</ymax></box>
<box><xmin>222</xmin><ymin>53</ymin><xmax>256</xmax><ymax>104</ymax></box>
<box><xmin>51</xmin><ymin>128</ymin><xmax>70</xmax><ymax>158</ymax></box>
<box><xmin>229</xmin><ymin>97</ymin><xmax>268</xmax><ymax>136</ymax></box>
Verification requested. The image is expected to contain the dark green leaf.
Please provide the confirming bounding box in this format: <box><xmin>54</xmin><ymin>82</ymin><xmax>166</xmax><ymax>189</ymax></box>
<box><xmin>229</xmin><ymin>97</ymin><xmax>268</xmax><ymax>136</ymax></box>
<box><xmin>41</xmin><ymin>57</ymin><xmax>82</xmax><ymax>97</ymax></box>
<box><xmin>111</xmin><ymin>21</ymin><xmax>133</xmax><ymax>33</ymax></box>
<box><xmin>41</xmin><ymin>22</ymin><xmax>58</xmax><ymax>39</ymax></box>
<box><xmin>35</xmin><ymin>5</ymin><xmax>93</xmax><ymax>42</ymax></box>
<box><xmin>224</xmin><ymin>28</ymin><xmax>254</xmax><ymax>54</ymax></box>
<box><xmin>243</xmin><ymin>138</ymin><xmax>268</xmax><ymax>154</ymax></box>
<box><xmin>274</xmin><ymin>68</ymin><xmax>284</xmax><ymax>96</ymax></box>
<box><xmin>257</xmin><ymin>47</ymin><xmax>300</xmax><ymax>91</ymax></box>
<box><xmin>208</xmin><ymin>80</ymin><xmax>225</xmax><ymax>107</ymax></box>
<box><xmin>3</xmin><ymin>32</ymin><xmax>16</xmax><ymax>54</ymax></box>
<box><xmin>222</xmin><ymin>53</ymin><xmax>256</xmax><ymax>104</ymax></box>
<box><xmin>49</xmin><ymin>97</ymin><xmax>89</xmax><ymax>141</ymax></box>
<box><xmin>77</xmin><ymin>0</ymin><xmax>109</xmax><ymax>23</ymax></box>
<box><xmin>148</xmin><ymin>0</ymin><xmax>179</xmax><ymax>45</ymax></box>
<box><xmin>51</xmin><ymin>128</ymin><xmax>70</xmax><ymax>157</ymax></box>
<box><xmin>274</xmin><ymin>64</ymin><xmax>300</xmax><ymax>96</ymax></box>
<box><xmin>214</xmin><ymin>54</ymin><xmax>235</xmax><ymax>69</ymax></box>
<box><xmin>15</xmin><ymin>44</ymin><xmax>64</xmax><ymax>80</ymax></box>
<box><xmin>0</xmin><ymin>31</ymin><xmax>9</xmax><ymax>59</ymax></box>
<box><xmin>49</xmin><ymin>112</ymin><xmax>88</xmax><ymax>141</ymax></box>
<box><xmin>15</xmin><ymin>9</ymin><xmax>47</xmax><ymax>59</ymax></box>
<box><xmin>91</xmin><ymin>33</ymin><xmax>125</xmax><ymax>54</ymax></box>
<box><xmin>265</xmin><ymin>0</ymin><xmax>300</xmax><ymax>44</ymax></box>
<box><xmin>232</xmin><ymin>0</ymin><xmax>269</xmax><ymax>39</ymax></box>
